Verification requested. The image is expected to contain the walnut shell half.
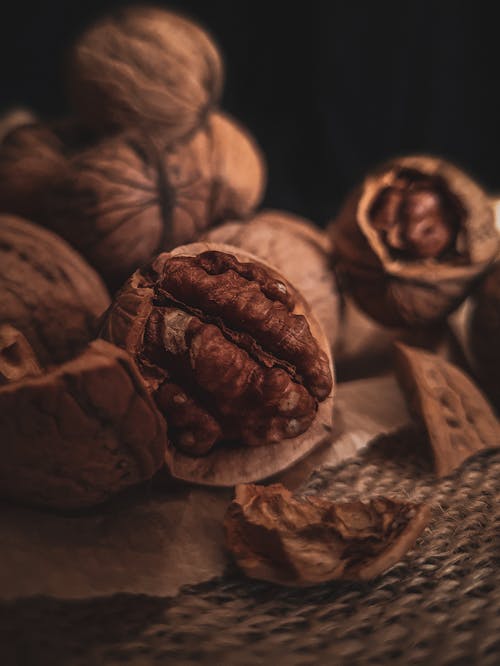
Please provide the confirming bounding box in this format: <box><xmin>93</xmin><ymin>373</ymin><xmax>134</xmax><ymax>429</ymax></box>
<box><xmin>68</xmin><ymin>5</ymin><xmax>224</xmax><ymax>143</ymax></box>
<box><xmin>0</xmin><ymin>216</ymin><xmax>110</xmax><ymax>365</ymax></box>
<box><xmin>0</xmin><ymin>340</ymin><xmax>167</xmax><ymax>509</ymax></box>
<box><xmin>100</xmin><ymin>243</ymin><xmax>334</xmax><ymax>486</ymax></box>
<box><xmin>330</xmin><ymin>155</ymin><xmax>499</xmax><ymax>327</ymax></box>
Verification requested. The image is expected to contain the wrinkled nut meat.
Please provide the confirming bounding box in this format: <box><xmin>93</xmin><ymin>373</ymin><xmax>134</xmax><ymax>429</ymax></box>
<box><xmin>330</xmin><ymin>156</ymin><xmax>499</xmax><ymax>327</ymax></box>
<box><xmin>225</xmin><ymin>483</ymin><xmax>429</xmax><ymax>585</ymax></box>
<box><xmin>202</xmin><ymin>210</ymin><xmax>339</xmax><ymax>348</ymax></box>
<box><xmin>0</xmin><ymin>216</ymin><xmax>110</xmax><ymax>365</ymax></box>
<box><xmin>101</xmin><ymin>244</ymin><xmax>333</xmax><ymax>483</ymax></box>
<box><xmin>395</xmin><ymin>343</ymin><xmax>500</xmax><ymax>476</ymax></box>
<box><xmin>0</xmin><ymin>340</ymin><xmax>166</xmax><ymax>509</ymax></box>
<box><xmin>469</xmin><ymin>263</ymin><xmax>500</xmax><ymax>412</ymax></box>
<box><xmin>0</xmin><ymin>113</ymin><xmax>265</xmax><ymax>290</ymax></box>
<box><xmin>67</xmin><ymin>5</ymin><xmax>224</xmax><ymax>142</ymax></box>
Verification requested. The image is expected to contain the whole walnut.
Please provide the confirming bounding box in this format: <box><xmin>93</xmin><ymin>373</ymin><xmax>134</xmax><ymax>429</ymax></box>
<box><xmin>202</xmin><ymin>210</ymin><xmax>339</xmax><ymax>348</ymax></box>
<box><xmin>0</xmin><ymin>124</ymin><xmax>67</xmax><ymax>224</ymax></box>
<box><xmin>0</xmin><ymin>216</ymin><xmax>110</xmax><ymax>365</ymax></box>
<box><xmin>330</xmin><ymin>155</ymin><xmax>499</xmax><ymax>328</ymax></box>
<box><xmin>0</xmin><ymin>339</ymin><xmax>166</xmax><ymax>509</ymax></box>
<box><xmin>100</xmin><ymin>244</ymin><xmax>334</xmax><ymax>486</ymax></box>
<box><xmin>469</xmin><ymin>262</ymin><xmax>500</xmax><ymax>412</ymax></box>
<box><xmin>45</xmin><ymin>112</ymin><xmax>265</xmax><ymax>289</ymax></box>
<box><xmin>68</xmin><ymin>5</ymin><xmax>224</xmax><ymax>143</ymax></box>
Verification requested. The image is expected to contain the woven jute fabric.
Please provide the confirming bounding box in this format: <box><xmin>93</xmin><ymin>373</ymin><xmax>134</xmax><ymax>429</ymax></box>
<box><xmin>2</xmin><ymin>428</ymin><xmax>500</xmax><ymax>666</ymax></box>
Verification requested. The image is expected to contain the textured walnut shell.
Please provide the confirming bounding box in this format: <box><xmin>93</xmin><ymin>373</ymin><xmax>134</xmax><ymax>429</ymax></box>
<box><xmin>0</xmin><ymin>124</ymin><xmax>67</xmax><ymax>224</ymax></box>
<box><xmin>0</xmin><ymin>216</ymin><xmax>110</xmax><ymax>366</ymax></box>
<box><xmin>203</xmin><ymin>210</ymin><xmax>339</xmax><ymax>347</ymax></box>
<box><xmin>100</xmin><ymin>243</ymin><xmax>334</xmax><ymax>486</ymax></box>
<box><xmin>395</xmin><ymin>343</ymin><xmax>500</xmax><ymax>475</ymax></box>
<box><xmin>0</xmin><ymin>340</ymin><xmax>166</xmax><ymax>509</ymax></box>
<box><xmin>68</xmin><ymin>5</ymin><xmax>223</xmax><ymax>143</ymax></box>
<box><xmin>225</xmin><ymin>484</ymin><xmax>429</xmax><ymax>585</ymax></box>
<box><xmin>207</xmin><ymin>112</ymin><xmax>266</xmax><ymax>222</ymax></box>
<box><xmin>44</xmin><ymin>112</ymin><xmax>265</xmax><ymax>289</ymax></box>
<box><xmin>330</xmin><ymin>155</ymin><xmax>499</xmax><ymax>327</ymax></box>
<box><xmin>469</xmin><ymin>263</ymin><xmax>500</xmax><ymax>412</ymax></box>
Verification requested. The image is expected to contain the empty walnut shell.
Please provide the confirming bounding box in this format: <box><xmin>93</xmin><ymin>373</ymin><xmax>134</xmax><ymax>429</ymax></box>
<box><xmin>0</xmin><ymin>339</ymin><xmax>167</xmax><ymax>509</ymax></box>
<box><xmin>469</xmin><ymin>262</ymin><xmax>500</xmax><ymax>412</ymax></box>
<box><xmin>330</xmin><ymin>155</ymin><xmax>499</xmax><ymax>327</ymax></box>
<box><xmin>100</xmin><ymin>243</ymin><xmax>334</xmax><ymax>486</ymax></box>
<box><xmin>202</xmin><ymin>210</ymin><xmax>339</xmax><ymax>347</ymax></box>
<box><xmin>44</xmin><ymin>112</ymin><xmax>265</xmax><ymax>289</ymax></box>
<box><xmin>0</xmin><ymin>216</ymin><xmax>110</xmax><ymax>366</ymax></box>
<box><xmin>68</xmin><ymin>5</ymin><xmax>223</xmax><ymax>143</ymax></box>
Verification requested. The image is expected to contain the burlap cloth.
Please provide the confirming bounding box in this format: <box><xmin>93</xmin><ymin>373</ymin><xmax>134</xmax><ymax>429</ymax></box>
<box><xmin>2</xmin><ymin>428</ymin><xmax>500</xmax><ymax>666</ymax></box>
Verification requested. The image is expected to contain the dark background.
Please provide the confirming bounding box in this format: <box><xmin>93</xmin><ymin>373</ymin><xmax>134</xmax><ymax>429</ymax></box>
<box><xmin>0</xmin><ymin>1</ymin><xmax>499</xmax><ymax>224</ymax></box>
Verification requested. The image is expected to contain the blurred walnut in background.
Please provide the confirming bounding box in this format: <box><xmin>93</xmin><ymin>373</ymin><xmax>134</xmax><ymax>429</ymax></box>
<box><xmin>0</xmin><ymin>7</ymin><xmax>265</xmax><ymax>291</ymax></box>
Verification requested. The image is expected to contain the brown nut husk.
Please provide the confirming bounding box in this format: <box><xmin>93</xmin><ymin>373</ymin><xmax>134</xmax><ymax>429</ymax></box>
<box><xmin>39</xmin><ymin>112</ymin><xmax>265</xmax><ymax>289</ymax></box>
<box><xmin>202</xmin><ymin>210</ymin><xmax>339</xmax><ymax>348</ymax></box>
<box><xmin>68</xmin><ymin>5</ymin><xmax>223</xmax><ymax>143</ymax></box>
<box><xmin>0</xmin><ymin>339</ymin><xmax>166</xmax><ymax>509</ymax></box>
<box><xmin>225</xmin><ymin>483</ymin><xmax>429</xmax><ymax>585</ymax></box>
<box><xmin>395</xmin><ymin>343</ymin><xmax>500</xmax><ymax>476</ymax></box>
<box><xmin>0</xmin><ymin>216</ymin><xmax>110</xmax><ymax>365</ymax></box>
<box><xmin>100</xmin><ymin>243</ymin><xmax>334</xmax><ymax>486</ymax></box>
<box><xmin>468</xmin><ymin>262</ymin><xmax>500</xmax><ymax>412</ymax></box>
<box><xmin>330</xmin><ymin>155</ymin><xmax>499</xmax><ymax>327</ymax></box>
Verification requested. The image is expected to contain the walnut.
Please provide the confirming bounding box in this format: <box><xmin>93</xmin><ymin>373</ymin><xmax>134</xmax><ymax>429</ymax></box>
<box><xmin>0</xmin><ymin>124</ymin><xmax>67</xmax><ymax>224</ymax></box>
<box><xmin>0</xmin><ymin>113</ymin><xmax>265</xmax><ymax>290</ymax></box>
<box><xmin>0</xmin><ymin>216</ymin><xmax>110</xmax><ymax>365</ymax></box>
<box><xmin>100</xmin><ymin>244</ymin><xmax>334</xmax><ymax>486</ymax></box>
<box><xmin>469</xmin><ymin>262</ymin><xmax>500</xmax><ymax>412</ymax></box>
<box><xmin>330</xmin><ymin>156</ymin><xmax>499</xmax><ymax>327</ymax></box>
<box><xmin>225</xmin><ymin>484</ymin><xmax>429</xmax><ymax>585</ymax></box>
<box><xmin>0</xmin><ymin>340</ymin><xmax>166</xmax><ymax>509</ymax></box>
<box><xmin>67</xmin><ymin>5</ymin><xmax>223</xmax><ymax>143</ymax></box>
<box><xmin>202</xmin><ymin>210</ymin><xmax>339</xmax><ymax>347</ymax></box>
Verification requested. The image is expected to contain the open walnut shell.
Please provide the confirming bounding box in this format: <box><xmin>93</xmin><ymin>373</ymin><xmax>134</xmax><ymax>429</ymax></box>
<box><xmin>330</xmin><ymin>155</ymin><xmax>499</xmax><ymax>327</ymax></box>
<box><xmin>100</xmin><ymin>243</ymin><xmax>334</xmax><ymax>486</ymax></box>
<box><xmin>0</xmin><ymin>216</ymin><xmax>110</xmax><ymax>366</ymax></box>
<box><xmin>67</xmin><ymin>5</ymin><xmax>224</xmax><ymax>143</ymax></box>
<box><xmin>202</xmin><ymin>210</ymin><xmax>339</xmax><ymax>348</ymax></box>
<box><xmin>225</xmin><ymin>484</ymin><xmax>429</xmax><ymax>585</ymax></box>
<box><xmin>0</xmin><ymin>339</ymin><xmax>166</xmax><ymax>509</ymax></box>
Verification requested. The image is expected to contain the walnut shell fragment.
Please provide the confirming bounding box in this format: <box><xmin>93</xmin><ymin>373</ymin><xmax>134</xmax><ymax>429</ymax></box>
<box><xmin>202</xmin><ymin>210</ymin><xmax>339</xmax><ymax>347</ymax></box>
<box><xmin>0</xmin><ymin>339</ymin><xmax>166</xmax><ymax>509</ymax></box>
<box><xmin>469</xmin><ymin>262</ymin><xmax>500</xmax><ymax>412</ymax></box>
<box><xmin>100</xmin><ymin>243</ymin><xmax>334</xmax><ymax>486</ymax></box>
<box><xmin>394</xmin><ymin>343</ymin><xmax>500</xmax><ymax>477</ymax></box>
<box><xmin>330</xmin><ymin>156</ymin><xmax>499</xmax><ymax>327</ymax></box>
<box><xmin>0</xmin><ymin>216</ymin><xmax>110</xmax><ymax>365</ymax></box>
<box><xmin>225</xmin><ymin>483</ymin><xmax>429</xmax><ymax>585</ymax></box>
<box><xmin>68</xmin><ymin>5</ymin><xmax>224</xmax><ymax>143</ymax></box>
